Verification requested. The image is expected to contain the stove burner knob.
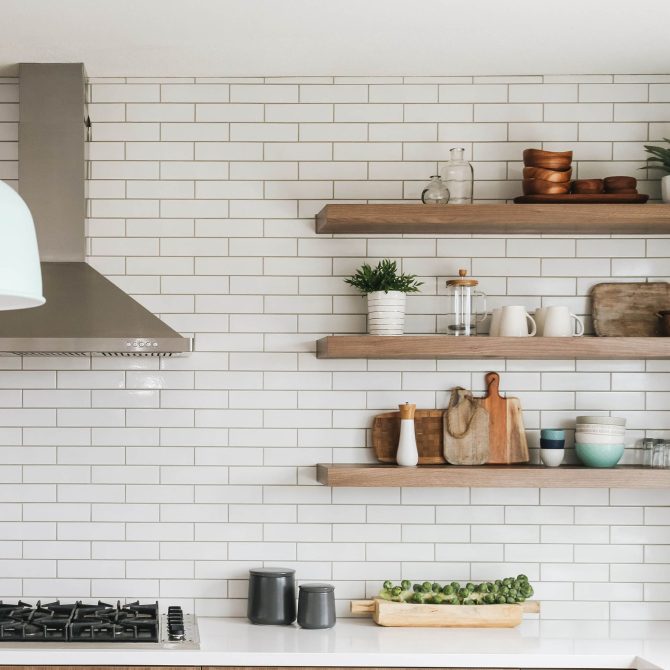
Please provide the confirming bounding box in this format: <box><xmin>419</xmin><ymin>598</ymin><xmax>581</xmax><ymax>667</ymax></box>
<box><xmin>166</xmin><ymin>606</ymin><xmax>185</xmax><ymax>641</ymax></box>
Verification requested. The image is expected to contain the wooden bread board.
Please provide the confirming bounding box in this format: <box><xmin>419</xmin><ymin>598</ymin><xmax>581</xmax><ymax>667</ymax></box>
<box><xmin>372</xmin><ymin>409</ymin><xmax>446</xmax><ymax>464</ymax></box>
<box><xmin>480</xmin><ymin>372</ymin><xmax>529</xmax><ymax>464</ymax></box>
<box><xmin>351</xmin><ymin>598</ymin><xmax>540</xmax><ymax>628</ymax></box>
<box><xmin>592</xmin><ymin>282</ymin><xmax>670</xmax><ymax>337</ymax></box>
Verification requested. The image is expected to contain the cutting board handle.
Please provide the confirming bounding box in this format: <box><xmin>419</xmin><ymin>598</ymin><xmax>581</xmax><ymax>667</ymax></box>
<box><xmin>351</xmin><ymin>599</ymin><xmax>376</xmax><ymax>614</ymax></box>
<box><xmin>485</xmin><ymin>371</ymin><xmax>501</xmax><ymax>398</ymax></box>
<box><xmin>522</xmin><ymin>600</ymin><xmax>540</xmax><ymax>614</ymax></box>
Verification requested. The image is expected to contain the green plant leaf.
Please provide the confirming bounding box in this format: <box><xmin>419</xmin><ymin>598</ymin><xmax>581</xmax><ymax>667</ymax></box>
<box><xmin>344</xmin><ymin>259</ymin><xmax>423</xmax><ymax>294</ymax></box>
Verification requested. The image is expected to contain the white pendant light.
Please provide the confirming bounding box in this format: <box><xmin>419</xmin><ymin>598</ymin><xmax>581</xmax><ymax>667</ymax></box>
<box><xmin>0</xmin><ymin>180</ymin><xmax>44</xmax><ymax>310</ymax></box>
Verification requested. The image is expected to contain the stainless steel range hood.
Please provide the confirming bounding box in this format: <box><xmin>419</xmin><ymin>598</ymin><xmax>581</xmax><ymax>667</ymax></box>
<box><xmin>0</xmin><ymin>63</ymin><xmax>191</xmax><ymax>356</ymax></box>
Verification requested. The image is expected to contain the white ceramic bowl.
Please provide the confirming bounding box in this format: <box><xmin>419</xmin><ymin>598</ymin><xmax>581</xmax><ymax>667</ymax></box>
<box><xmin>575</xmin><ymin>431</ymin><xmax>626</xmax><ymax>445</ymax></box>
<box><xmin>576</xmin><ymin>415</ymin><xmax>626</xmax><ymax>427</ymax></box>
<box><xmin>540</xmin><ymin>448</ymin><xmax>564</xmax><ymax>467</ymax></box>
<box><xmin>576</xmin><ymin>423</ymin><xmax>626</xmax><ymax>436</ymax></box>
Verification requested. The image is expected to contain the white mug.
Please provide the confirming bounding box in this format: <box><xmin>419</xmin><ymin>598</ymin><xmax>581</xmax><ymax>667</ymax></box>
<box><xmin>499</xmin><ymin>306</ymin><xmax>537</xmax><ymax>337</ymax></box>
<box><xmin>489</xmin><ymin>308</ymin><xmax>502</xmax><ymax>336</ymax></box>
<box><xmin>541</xmin><ymin>305</ymin><xmax>584</xmax><ymax>337</ymax></box>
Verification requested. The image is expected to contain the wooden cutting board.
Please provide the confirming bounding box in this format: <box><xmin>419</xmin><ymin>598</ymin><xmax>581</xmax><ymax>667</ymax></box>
<box><xmin>479</xmin><ymin>372</ymin><xmax>529</xmax><ymax>464</ymax></box>
<box><xmin>592</xmin><ymin>282</ymin><xmax>670</xmax><ymax>337</ymax></box>
<box><xmin>372</xmin><ymin>410</ymin><xmax>446</xmax><ymax>464</ymax></box>
<box><xmin>351</xmin><ymin>598</ymin><xmax>540</xmax><ymax>628</ymax></box>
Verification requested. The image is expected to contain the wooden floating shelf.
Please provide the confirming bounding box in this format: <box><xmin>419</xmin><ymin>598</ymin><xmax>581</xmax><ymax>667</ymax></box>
<box><xmin>317</xmin><ymin>463</ymin><xmax>670</xmax><ymax>488</ymax></box>
<box><xmin>315</xmin><ymin>203</ymin><xmax>670</xmax><ymax>235</ymax></box>
<box><xmin>316</xmin><ymin>335</ymin><xmax>670</xmax><ymax>360</ymax></box>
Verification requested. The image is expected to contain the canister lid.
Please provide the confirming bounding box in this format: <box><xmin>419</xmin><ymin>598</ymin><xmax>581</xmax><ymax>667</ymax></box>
<box><xmin>249</xmin><ymin>567</ymin><xmax>296</xmax><ymax>577</ymax></box>
<box><xmin>446</xmin><ymin>268</ymin><xmax>478</xmax><ymax>287</ymax></box>
<box><xmin>299</xmin><ymin>583</ymin><xmax>335</xmax><ymax>592</ymax></box>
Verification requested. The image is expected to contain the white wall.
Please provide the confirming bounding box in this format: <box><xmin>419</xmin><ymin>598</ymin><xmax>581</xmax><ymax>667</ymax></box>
<box><xmin>0</xmin><ymin>73</ymin><xmax>669</xmax><ymax>622</ymax></box>
<box><xmin>1</xmin><ymin>1</ymin><xmax>670</xmax><ymax>77</ymax></box>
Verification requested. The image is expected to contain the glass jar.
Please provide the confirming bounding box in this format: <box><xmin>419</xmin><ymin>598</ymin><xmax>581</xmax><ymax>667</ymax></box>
<box><xmin>445</xmin><ymin>269</ymin><xmax>487</xmax><ymax>336</ymax></box>
<box><xmin>642</xmin><ymin>437</ymin><xmax>655</xmax><ymax>467</ymax></box>
<box><xmin>421</xmin><ymin>175</ymin><xmax>450</xmax><ymax>205</ymax></box>
<box><xmin>440</xmin><ymin>147</ymin><xmax>474</xmax><ymax>204</ymax></box>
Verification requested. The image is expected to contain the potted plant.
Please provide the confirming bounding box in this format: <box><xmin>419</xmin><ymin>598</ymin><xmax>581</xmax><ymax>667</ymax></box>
<box><xmin>643</xmin><ymin>138</ymin><xmax>670</xmax><ymax>203</ymax></box>
<box><xmin>345</xmin><ymin>259</ymin><xmax>422</xmax><ymax>336</ymax></box>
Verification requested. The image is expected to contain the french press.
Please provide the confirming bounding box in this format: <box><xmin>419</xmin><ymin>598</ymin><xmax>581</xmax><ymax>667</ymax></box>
<box><xmin>445</xmin><ymin>269</ymin><xmax>487</xmax><ymax>336</ymax></box>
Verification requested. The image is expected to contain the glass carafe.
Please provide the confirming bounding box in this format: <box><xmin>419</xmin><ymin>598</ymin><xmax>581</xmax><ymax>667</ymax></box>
<box><xmin>445</xmin><ymin>269</ymin><xmax>487</xmax><ymax>336</ymax></box>
<box><xmin>440</xmin><ymin>147</ymin><xmax>474</xmax><ymax>204</ymax></box>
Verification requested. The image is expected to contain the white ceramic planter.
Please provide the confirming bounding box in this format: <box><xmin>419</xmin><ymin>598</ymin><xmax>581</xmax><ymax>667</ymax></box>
<box><xmin>662</xmin><ymin>174</ymin><xmax>670</xmax><ymax>203</ymax></box>
<box><xmin>367</xmin><ymin>291</ymin><xmax>406</xmax><ymax>336</ymax></box>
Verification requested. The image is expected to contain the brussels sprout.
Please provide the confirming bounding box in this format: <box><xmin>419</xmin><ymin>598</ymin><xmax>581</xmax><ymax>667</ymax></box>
<box><xmin>412</xmin><ymin>592</ymin><xmax>424</xmax><ymax>604</ymax></box>
<box><xmin>432</xmin><ymin>594</ymin><xmax>444</xmax><ymax>604</ymax></box>
<box><xmin>466</xmin><ymin>582</ymin><xmax>475</xmax><ymax>591</ymax></box>
<box><xmin>392</xmin><ymin>586</ymin><xmax>402</xmax><ymax>597</ymax></box>
<box><xmin>484</xmin><ymin>594</ymin><xmax>495</xmax><ymax>604</ymax></box>
<box><xmin>442</xmin><ymin>585</ymin><xmax>454</xmax><ymax>596</ymax></box>
<box><xmin>432</xmin><ymin>582</ymin><xmax>441</xmax><ymax>592</ymax></box>
<box><xmin>401</xmin><ymin>579</ymin><xmax>411</xmax><ymax>591</ymax></box>
<box><xmin>383</xmin><ymin>580</ymin><xmax>393</xmax><ymax>590</ymax></box>
<box><xmin>451</xmin><ymin>581</ymin><xmax>460</xmax><ymax>590</ymax></box>
<box><xmin>463</xmin><ymin>598</ymin><xmax>475</xmax><ymax>605</ymax></box>
<box><xmin>413</xmin><ymin>583</ymin><xmax>421</xmax><ymax>592</ymax></box>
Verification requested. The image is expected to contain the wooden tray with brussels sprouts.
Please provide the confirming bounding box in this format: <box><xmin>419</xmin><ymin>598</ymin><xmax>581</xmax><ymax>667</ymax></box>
<box><xmin>351</xmin><ymin>575</ymin><xmax>539</xmax><ymax>627</ymax></box>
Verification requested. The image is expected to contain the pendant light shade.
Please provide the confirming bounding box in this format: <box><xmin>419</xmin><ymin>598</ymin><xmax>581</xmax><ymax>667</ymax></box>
<box><xmin>0</xmin><ymin>180</ymin><xmax>44</xmax><ymax>310</ymax></box>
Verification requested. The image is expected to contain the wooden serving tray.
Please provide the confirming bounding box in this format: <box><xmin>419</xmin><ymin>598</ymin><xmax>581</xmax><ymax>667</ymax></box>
<box><xmin>372</xmin><ymin>409</ymin><xmax>446</xmax><ymax>464</ymax></box>
<box><xmin>514</xmin><ymin>193</ymin><xmax>648</xmax><ymax>204</ymax></box>
<box><xmin>351</xmin><ymin>598</ymin><xmax>540</xmax><ymax>628</ymax></box>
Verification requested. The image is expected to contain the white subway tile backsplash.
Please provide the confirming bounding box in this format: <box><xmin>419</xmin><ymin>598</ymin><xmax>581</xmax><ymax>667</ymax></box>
<box><xmin>1</xmin><ymin>74</ymin><xmax>668</xmax><ymax>619</ymax></box>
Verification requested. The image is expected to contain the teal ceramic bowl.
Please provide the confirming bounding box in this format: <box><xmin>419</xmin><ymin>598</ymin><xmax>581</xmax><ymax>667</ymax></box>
<box><xmin>541</xmin><ymin>428</ymin><xmax>565</xmax><ymax>440</ymax></box>
<box><xmin>575</xmin><ymin>442</ymin><xmax>625</xmax><ymax>468</ymax></box>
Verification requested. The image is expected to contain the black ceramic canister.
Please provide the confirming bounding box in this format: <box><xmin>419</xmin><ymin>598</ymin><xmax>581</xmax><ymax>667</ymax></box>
<box><xmin>247</xmin><ymin>567</ymin><xmax>296</xmax><ymax>625</ymax></box>
<box><xmin>297</xmin><ymin>583</ymin><xmax>336</xmax><ymax>629</ymax></box>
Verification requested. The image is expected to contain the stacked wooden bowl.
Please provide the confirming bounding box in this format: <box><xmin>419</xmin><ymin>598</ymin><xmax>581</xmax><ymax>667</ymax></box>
<box><xmin>522</xmin><ymin>149</ymin><xmax>572</xmax><ymax>195</ymax></box>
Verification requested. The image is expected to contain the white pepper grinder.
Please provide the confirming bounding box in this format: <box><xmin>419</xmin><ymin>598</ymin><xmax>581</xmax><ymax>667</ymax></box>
<box><xmin>396</xmin><ymin>402</ymin><xmax>418</xmax><ymax>467</ymax></box>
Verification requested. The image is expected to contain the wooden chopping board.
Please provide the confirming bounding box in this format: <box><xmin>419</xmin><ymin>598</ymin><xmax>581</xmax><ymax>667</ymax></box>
<box><xmin>372</xmin><ymin>410</ymin><xmax>446</xmax><ymax>464</ymax></box>
<box><xmin>592</xmin><ymin>282</ymin><xmax>670</xmax><ymax>337</ymax></box>
<box><xmin>479</xmin><ymin>372</ymin><xmax>529</xmax><ymax>464</ymax></box>
<box><xmin>351</xmin><ymin>598</ymin><xmax>540</xmax><ymax>628</ymax></box>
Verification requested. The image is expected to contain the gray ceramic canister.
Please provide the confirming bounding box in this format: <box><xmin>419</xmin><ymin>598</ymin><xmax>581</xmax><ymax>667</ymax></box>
<box><xmin>247</xmin><ymin>567</ymin><xmax>296</xmax><ymax>625</ymax></box>
<box><xmin>297</xmin><ymin>583</ymin><xmax>336</xmax><ymax>629</ymax></box>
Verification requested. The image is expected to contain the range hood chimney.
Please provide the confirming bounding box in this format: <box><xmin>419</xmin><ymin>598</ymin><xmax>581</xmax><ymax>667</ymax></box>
<box><xmin>0</xmin><ymin>63</ymin><xmax>192</xmax><ymax>356</ymax></box>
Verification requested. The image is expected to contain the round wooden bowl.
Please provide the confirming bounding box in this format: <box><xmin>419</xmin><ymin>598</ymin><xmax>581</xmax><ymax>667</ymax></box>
<box><xmin>522</xmin><ymin>179</ymin><xmax>571</xmax><ymax>195</ymax></box>
<box><xmin>573</xmin><ymin>178</ymin><xmax>605</xmax><ymax>194</ymax></box>
<box><xmin>523</xmin><ymin>167</ymin><xmax>572</xmax><ymax>183</ymax></box>
<box><xmin>523</xmin><ymin>148</ymin><xmax>572</xmax><ymax>171</ymax></box>
<box><xmin>604</xmin><ymin>175</ymin><xmax>637</xmax><ymax>192</ymax></box>
<box><xmin>605</xmin><ymin>188</ymin><xmax>638</xmax><ymax>194</ymax></box>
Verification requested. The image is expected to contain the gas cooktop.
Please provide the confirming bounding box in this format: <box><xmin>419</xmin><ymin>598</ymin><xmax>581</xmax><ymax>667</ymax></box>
<box><xmin>0</xmin><ymin>601</ymin><xmax>199</xmax><ymax>648</ymax></box>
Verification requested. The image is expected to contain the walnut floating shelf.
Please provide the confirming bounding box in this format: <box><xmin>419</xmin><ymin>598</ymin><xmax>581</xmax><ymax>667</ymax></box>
<box><xmin>316</xmin><ymin>335</ymin><xmax>670</xmax><ymax>360</ymax></box>
<box><xmin>315</xmin><ymin>203</ymin><xmax>670</xmax><ymax>235</ymax></box>
<box><xmin>317</xmin><ymin>463</ymin><xmax>670</xmax><ymax>488</ymax></box>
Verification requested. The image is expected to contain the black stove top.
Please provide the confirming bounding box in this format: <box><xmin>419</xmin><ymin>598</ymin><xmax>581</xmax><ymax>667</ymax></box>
<box><xmin>0</xmin><ymin>600</ymin><xmax>160</xmax><ymax>643</ymax></box>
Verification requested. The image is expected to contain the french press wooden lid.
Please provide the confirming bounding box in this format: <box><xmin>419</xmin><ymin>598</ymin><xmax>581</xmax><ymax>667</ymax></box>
<box><xmin>446</xmin><ymin>268</ymin><xmax>479</xmax><ymax>287</ymax></box>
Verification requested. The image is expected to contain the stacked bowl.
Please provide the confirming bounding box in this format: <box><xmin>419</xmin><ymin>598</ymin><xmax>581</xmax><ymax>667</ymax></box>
<box><xmin>540</xmin><ymin>428</ymin><xmax>565</xmax><ymax>467</ymax></box>
<box><xmin>522</xmin><ymin>149</ymin><xmax>573</xmax><ymax>196</ymax></box>
<box><xmin>575</xmin><ymin>416</ymin><xmax>626</xmax><ymax>468</ymax></box>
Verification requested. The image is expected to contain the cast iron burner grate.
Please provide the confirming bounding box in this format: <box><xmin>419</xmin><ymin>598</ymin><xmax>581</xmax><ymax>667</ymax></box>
<box><xmin>0</xmin><ymin>600</ymin><xmax>159</xmax><ymax>643</ymax></box>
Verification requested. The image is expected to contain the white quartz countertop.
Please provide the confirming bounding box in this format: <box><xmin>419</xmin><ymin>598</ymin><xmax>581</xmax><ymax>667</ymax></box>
<box><xmin>0</xmin><ymin>618</ymin><xmax>668</xmax><ymax>669</ymax></box>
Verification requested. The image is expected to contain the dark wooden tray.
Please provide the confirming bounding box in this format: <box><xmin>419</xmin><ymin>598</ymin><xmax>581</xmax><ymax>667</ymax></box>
<box><xmin>514</xmin><ymin>193</ymin><xmax>649</xmax><ymax>204</ymax></box>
